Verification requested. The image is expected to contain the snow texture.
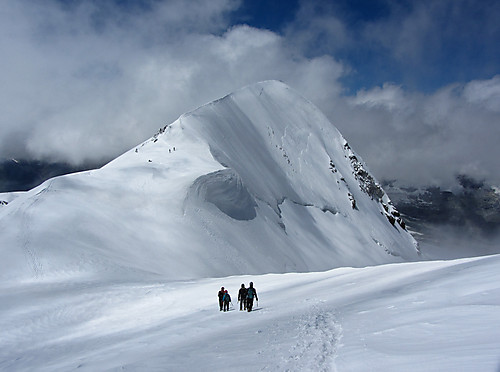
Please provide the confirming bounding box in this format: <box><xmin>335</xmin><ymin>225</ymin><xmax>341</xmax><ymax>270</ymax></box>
<box><xmin>1</xmin><ymin>256</ymin><xmax>499</xmax><ymax>371</ymax></box>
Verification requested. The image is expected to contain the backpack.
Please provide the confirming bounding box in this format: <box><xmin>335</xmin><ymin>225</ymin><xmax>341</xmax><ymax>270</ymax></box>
<box><xmin>247</xmin><ymin>288</ymin><xmax>254</xmax><ymax>299</ymax></box>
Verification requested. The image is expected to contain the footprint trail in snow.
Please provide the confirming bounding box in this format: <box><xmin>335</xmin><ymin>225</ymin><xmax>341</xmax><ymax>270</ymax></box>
<box><xmin>259</xmin><ymin>306</ymin><xmax>342</xmax><ymax>372</ymax></box>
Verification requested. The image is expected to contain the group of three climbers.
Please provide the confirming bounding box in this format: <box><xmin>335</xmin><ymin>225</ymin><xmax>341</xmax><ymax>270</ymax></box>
<box><xmin>217</xmin><ymin>282</ymin><xmax>258</xmax><ymax>312</ymax></box>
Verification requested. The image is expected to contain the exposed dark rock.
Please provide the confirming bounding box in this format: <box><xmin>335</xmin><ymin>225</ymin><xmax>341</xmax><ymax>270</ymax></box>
<box><xmin>344</xmin><ymin>142</ymin><xmax>385</xmax><ymax>201</ymax></box>
<box><xmin>383</xmin><ymin>176</ymin><xmax>500</xmax><ymax>236</ymax></box>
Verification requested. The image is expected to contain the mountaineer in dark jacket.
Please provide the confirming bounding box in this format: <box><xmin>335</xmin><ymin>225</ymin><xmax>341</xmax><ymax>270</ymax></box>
<box><xmin>238</xmin><ymin>284</ymin><xmax>248</xmax><ymax>311</ymax></box>
<box><xmin>218</xmin><ymin>287</ymin><xmax>225</xmax><ymax>311</ymax></box>
<box><xmin>246</xmin><ymin>282</ymin><xmax>258</xmax><ymax>312</ymax></box>
<box><xmin>223</xmin><ymin>290</ymin><xmax>231</xmax><ymax>312</ymax></box>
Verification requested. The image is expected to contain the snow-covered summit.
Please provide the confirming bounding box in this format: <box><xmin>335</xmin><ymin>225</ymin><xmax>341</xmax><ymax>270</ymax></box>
<box><xmin>0</xmin><ymin>81</ymin><xmax>419</xmax><ymax>282</ymax></box>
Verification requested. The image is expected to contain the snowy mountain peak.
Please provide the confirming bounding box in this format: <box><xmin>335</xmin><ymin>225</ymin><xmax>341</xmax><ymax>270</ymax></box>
<box><xmin>1</xmin><ymin>81</ymin><xmax>419</xmax><ymax>281</ymax></box>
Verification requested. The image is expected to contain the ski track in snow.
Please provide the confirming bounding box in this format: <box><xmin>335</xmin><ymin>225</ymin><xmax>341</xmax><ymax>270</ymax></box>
<box><xmin>20</xmin><ymin>184</ymin><xmax>51</xmax><ymax>278</ymax></box>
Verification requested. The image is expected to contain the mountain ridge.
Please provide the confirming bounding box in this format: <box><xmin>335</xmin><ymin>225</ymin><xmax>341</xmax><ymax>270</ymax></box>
<box><xmin>0</xmin><ymin>81</ymin><xmax>419</xmax><ymax>282</ymax></box>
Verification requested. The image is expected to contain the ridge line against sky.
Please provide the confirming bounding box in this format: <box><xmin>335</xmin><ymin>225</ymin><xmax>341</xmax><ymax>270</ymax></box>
<box><xmin>1</xmin><ymin>0</ymin><xmax>499</xmax><ymax>188</ymax></box>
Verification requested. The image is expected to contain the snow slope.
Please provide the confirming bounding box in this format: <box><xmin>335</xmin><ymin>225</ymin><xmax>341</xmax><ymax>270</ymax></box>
<box><xmin>0</xmin><ymin>81</ymin><xmax>418</xmax><ymax>281</ymax></box>
<box><xmin>1</xmin><ymin>255</ymin><xmax>499</xmax><ymax>371</ymax></box>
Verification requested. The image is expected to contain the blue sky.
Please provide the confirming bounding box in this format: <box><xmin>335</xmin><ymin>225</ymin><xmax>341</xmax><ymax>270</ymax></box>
<box><xmin>1</xmin><ymin>0</ymin><xmax>499</xmax><ymax>187</ymax></box>
<box><xmin>238</xmin><ymin>0</ymin><xmax>500</xmax><ymax>93</ymax></box>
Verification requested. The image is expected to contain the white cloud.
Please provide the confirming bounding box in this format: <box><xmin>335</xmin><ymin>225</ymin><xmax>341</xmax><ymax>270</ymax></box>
<box><xmin>351</xmin><ymin>84</ymin><xmax>412</xmax><ymax>112</ymax></box>
<box><xmin>0</xmin><ymin>0</ymin><xmax>344</xmax><ymax>164</ymax></box>
<box><xmin>326</xmin><ymin>77</ymin><xmax>500</xmax><ymax>188</ymax></box>
<box><xmin>0</xmin><ymin>0</ymin><xmax>499</xmax><ymax>190</ymax></box>
<box><xmin>283</xmin><ymin>1</ymin><xmax>350</xmax><ymax>56</ymax></box>
<box><xmin>463</xmin><ymin>75</ymin><xmax>500</xmax><ymax>112</ymax></box>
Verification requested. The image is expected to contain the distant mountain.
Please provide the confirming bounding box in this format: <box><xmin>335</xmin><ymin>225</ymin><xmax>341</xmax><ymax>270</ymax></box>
<box><xmin>382</xmin><ymin>176</ymin><xmax>500</xmax><ymax>259</ymax></box>
<box><xmin>0</xmin><ymin>159</ymin><xmax>102</xmax><ymax>193</ymax></box>
<box><xmin>0</xmin><ymin>81</ymin><xmax>419</xmax><ymax>282</ymax></box>
<box><xmin>383</xmin><ymin>176</ymin><xmax>500</xmax><ymax>235</ymax></box>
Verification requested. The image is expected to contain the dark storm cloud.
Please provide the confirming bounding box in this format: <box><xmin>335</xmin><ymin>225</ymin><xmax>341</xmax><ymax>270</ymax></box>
<box><xmin>0</xmin><ymin>0</ymin><xmax>498</xmax><ymax>189</ymax></box>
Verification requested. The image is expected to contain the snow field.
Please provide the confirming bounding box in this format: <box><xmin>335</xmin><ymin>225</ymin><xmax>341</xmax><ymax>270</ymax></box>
<box><xmin>1</xmin><ymin>254</ymin><xmax>500</xmax><ymax>371</ymax></box>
